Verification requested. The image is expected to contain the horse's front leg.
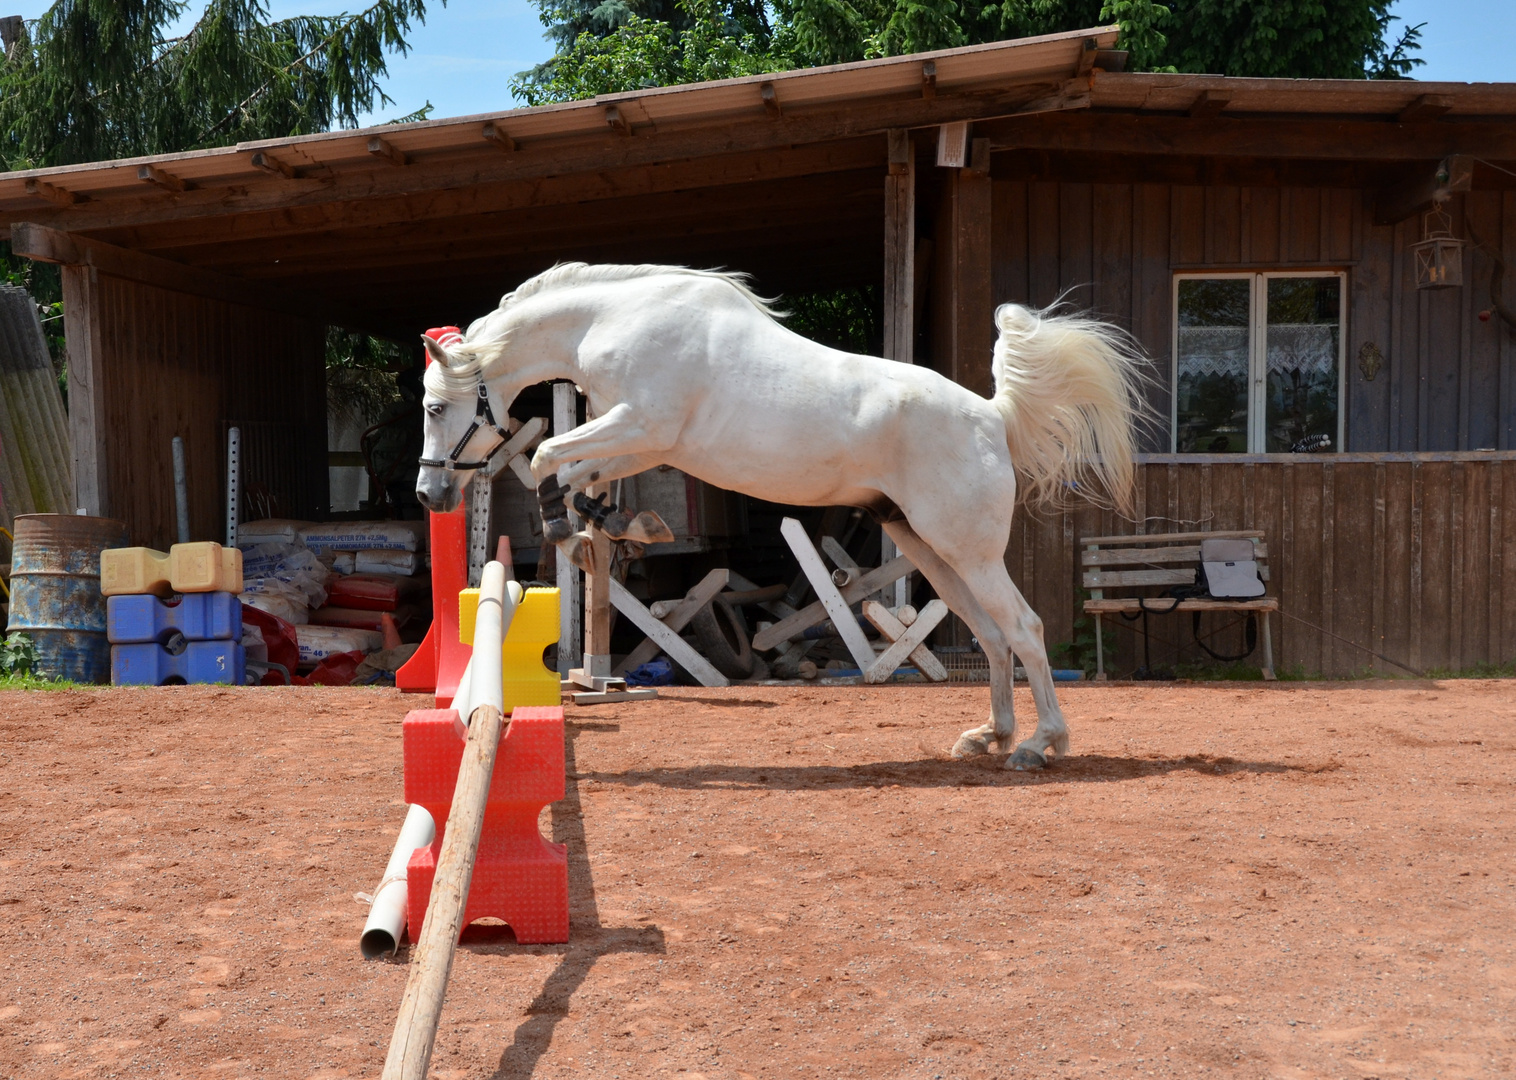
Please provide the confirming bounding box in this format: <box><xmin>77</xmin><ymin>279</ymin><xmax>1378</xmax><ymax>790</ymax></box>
<box><xmin>529</xmin><ymin>402</ymin><xmax>671</xmax><ymax>482</ymax></box>
<box><xmin>531</xmin><ymin>405</ymin><xmax>676</xmax><ymax>545</ymax></box>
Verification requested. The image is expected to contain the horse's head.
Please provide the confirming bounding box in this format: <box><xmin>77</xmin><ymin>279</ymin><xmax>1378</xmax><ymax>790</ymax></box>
<box><xmin>415</xmin><ymin>334</ymin><xmax>506</xmax><ymax>514</ymax></box>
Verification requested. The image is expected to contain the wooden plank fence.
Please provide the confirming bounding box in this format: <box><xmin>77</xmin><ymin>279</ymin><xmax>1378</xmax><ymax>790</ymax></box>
<box><xmin>1001</xmin><ymin>453</ymin><xmax>1516</xmax><ymax>678</ymax></box>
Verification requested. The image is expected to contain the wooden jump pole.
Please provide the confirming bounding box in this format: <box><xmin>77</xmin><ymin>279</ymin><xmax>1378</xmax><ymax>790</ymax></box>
<box><xmin>381</xmin><ymin>560</ymin><xmax>513</xmax><ymax>1080</ymax></box>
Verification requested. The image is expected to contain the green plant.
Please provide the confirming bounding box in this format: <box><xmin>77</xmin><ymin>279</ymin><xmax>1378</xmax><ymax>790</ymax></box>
<box><xmin>0</xmin><ymin>631</ymin><xmax>39</xmax><ymax>676</ymax></box>
<box><xmin>1051</xmin><ymin>591</ymin><xmax>1115</xmax><ymax>677</ymax></box>
<box><xmin>1424</xmin><ymin>660</ymin><xmax>1516</xmax><ymax>680</ymax></box>
<box><xmin>0</xmin><ymin>671</ymin><xmax>81</xmax><ymax>690</ymax></box>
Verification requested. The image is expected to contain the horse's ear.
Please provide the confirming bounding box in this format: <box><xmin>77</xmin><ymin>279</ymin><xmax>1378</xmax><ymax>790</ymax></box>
<box><xmin>422</xmin><ymin>335</ymin><xmax>452</xmax><ymax>368</ymax></box>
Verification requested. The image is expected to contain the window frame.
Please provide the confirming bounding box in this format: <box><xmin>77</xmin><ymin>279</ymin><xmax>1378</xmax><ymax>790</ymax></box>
<box><xmin>1171</xmin><ymin>270</ymin><xmax>1348</xmax><ymax>454</ymax></box>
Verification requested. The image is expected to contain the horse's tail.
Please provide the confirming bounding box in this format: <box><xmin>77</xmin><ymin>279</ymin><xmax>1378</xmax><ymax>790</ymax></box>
<box><xmin>990</xmin><ymin>302</ymin><xmax>1149</xmax><ymax>514</ymax></box>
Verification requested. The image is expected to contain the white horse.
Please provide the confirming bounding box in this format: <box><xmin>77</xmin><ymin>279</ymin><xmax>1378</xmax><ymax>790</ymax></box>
<box><xmin>415</xmin><ymin>264</ymin><xmax>1145</xmax><ymax>769</ymax></box>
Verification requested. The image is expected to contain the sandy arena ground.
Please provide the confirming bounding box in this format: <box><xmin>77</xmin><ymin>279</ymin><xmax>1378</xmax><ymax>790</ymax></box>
<box><xmin>1</xmin><ymin>680</ymin><xmax>1513</xmax><ymax>1080</ymax></box>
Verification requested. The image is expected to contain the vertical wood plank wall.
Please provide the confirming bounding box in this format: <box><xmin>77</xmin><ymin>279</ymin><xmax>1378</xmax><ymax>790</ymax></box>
<box><xmin>977</xmin><ymin>178</ymin><xmax>1516</xmax><ymax>675</ymax></box>
<box><xmin>989</xmin><ymin>180</ymin><xmax>1515</xmax><ymax>453</ymax></box>
<box><xmin>94</xmin><ymin>273</ymin><xmax>327</xmax><ymax>549</ymax></box>
<box><xmin>1007</xmin><ymin>455</ymin><xmax>1516</xmax><ymax>678</ymax></box>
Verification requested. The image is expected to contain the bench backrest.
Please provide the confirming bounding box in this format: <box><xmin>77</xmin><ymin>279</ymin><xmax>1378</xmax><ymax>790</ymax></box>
<box><xmin>1079</xmin><ymin>530</ymin><xmax>1269</xmax><ymax>598</ymax></box>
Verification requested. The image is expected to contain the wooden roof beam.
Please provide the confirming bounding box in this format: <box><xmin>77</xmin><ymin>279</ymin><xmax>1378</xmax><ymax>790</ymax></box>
<box><xmin>9</xmin><ymin>222</ymin><xmax>397</xmax><ymax>335</ymax></box>
<box><xmin>92</xmin><ymin>140</ymin><xmax>887</xmax><ymax>253</ymax></box>
<box><xmin>6</xmin><ymin>83</ymin><xmax>1068</xmax><ymax>235</ymax></box>
<box><xmin>760</xmin><ymin>83</ymin><xmax>782</xmax><ymax>118</ymax></box>
<box><xmin>367</xmin><ymin>136</ymin><xmax>409</xmax><ymax>167</ymax></box>
<box><xmin>25</xmin><ymin>178</ymin><xmax>76</xmax><ymax>208</ymax></box>
<box><xmin>250</xmin><ymin>151</ymin><xmax>297</xmax><ymax>179</ymax></box>
<box><xmin>482</xmin><ymin>122</ymin><xmax>516</xmax><ymax>152</ymax></box>
<box><xmin>1076</xmin><ymin>37</ymin><xmax>1099</xmax><ymax>75</ymax></box>
<box><xmin>198</xmin><ymin>188</ymin><xmax>882</xmax><ymax>277</ymax></box>
<box><xmin>1398</xmin><ymin>93</ymin><xmax>1454</xmax><ymax>123</ymax></box>
<box><xmin>605</xmin><ymin>105</ymin><xmax>632</xmax><ymax>136</ymax></box>
<box><xmin>138</xmin><ymin>164</ymin><xmax>190</xmax><ymax>192</ymax></box>
<box><xmin>1188</xmin><ymin>90</ymin><xmax>1232</xmax><ymax>118</ymax></box>
<box><xmin>974</xmin><ymin>113</ymin><xmax>1516</xmax><ymax>162</ymax></box>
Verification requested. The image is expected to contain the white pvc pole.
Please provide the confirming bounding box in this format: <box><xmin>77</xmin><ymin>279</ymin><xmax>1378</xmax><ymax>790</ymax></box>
<box><xmin>360</xmin><ymin>804</ymin><xmax>437</xmax><ymax>959</ymax></box>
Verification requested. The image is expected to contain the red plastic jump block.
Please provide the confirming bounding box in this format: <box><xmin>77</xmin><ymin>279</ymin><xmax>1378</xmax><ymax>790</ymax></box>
<box><xmin>403</xmin><ymin>705</ymin><xmax>568</xmax><ymax>944</ymax></box>
<box><xmin>395</xmin><ymin>505</ymin><xmax>470</xmax><ymax>706</ymax></box>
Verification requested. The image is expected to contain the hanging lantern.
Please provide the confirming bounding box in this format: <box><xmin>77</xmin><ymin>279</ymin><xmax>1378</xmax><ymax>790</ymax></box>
<box><xmin>1411</xmin><ymin>206</ymin><xmax>1465</xmax><ymax>290</ymax></box>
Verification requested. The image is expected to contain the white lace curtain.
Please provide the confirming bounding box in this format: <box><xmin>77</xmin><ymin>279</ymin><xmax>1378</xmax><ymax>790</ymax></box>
<box><xmin>1179</xmin><ymin>324</ymin><xmax>1337</xmax><ymax>379</ymax></box>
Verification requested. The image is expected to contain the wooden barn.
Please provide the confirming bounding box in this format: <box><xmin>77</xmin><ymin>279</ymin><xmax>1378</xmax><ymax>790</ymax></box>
<box><xmin>1</xmin><ymin>25</ymin><xmax>1513</xmax><ymax>677</ymax></box>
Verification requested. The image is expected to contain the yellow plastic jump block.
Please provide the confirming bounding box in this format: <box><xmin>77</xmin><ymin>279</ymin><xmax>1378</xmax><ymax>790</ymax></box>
<box><xmin>457</xmin><ymin>585</ymin><xmax>561</xmax><ymax>712</ymax></box>
<box><xmin>101</xmin><ymin>543</ymin><xmax>243</xmax><ymax>597</ymax></box>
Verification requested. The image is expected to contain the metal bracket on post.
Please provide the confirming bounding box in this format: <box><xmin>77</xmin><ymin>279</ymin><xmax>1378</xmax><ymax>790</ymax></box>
<box><xmin>467</xmin><ymin>464</ymin><xmax>494</xmax><ymax>589</ymax></box>
<box><xmin>225</xmin><ymin>426</ymin><xmax>241</xmax><ymax>548</ymax></box>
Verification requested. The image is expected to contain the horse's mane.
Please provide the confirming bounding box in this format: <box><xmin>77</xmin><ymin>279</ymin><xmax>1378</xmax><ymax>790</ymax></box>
<box><xmin>425</xmin><ymin>263</ymin><xmax>782</xmax><ymax>402</ymax></box>
<box><xmin>475</xmin><ymin>263</ymin><xmax>783</xmax><ymax>332</ymax></box>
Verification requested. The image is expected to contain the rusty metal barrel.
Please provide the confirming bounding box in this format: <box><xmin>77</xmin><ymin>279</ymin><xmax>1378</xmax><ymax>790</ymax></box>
<box><xmin>7</xmin><ymin>513</ymin><xmax>129</xmax><ymax>683</ymax></box>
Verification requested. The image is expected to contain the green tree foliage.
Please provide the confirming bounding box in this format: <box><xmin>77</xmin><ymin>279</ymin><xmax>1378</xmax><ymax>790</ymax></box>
<box><xmin>515</xmin><ymin>0</ymin><xmax>1422</xmax><ymax>106</ymax></box>
<box><xmin>0</xmin><ymin>2</ymin><xmax>438</xmax><ymax>407</ymax></box>
<box><xmin>0</xmin><ymin>0</ymin><xmax>436</xmax><ymax>170</ymax></box>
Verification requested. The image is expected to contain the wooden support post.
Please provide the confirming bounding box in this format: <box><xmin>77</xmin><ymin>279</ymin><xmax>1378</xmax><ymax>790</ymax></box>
<box><xmin>380</xmin><ymin>563</ymin><xmax>509</xmax><ymax>1080</ymax></box>
<box><xmin>752</xmin><ymin>555</ymin><xmax>915</xmax><ymax>650</ymax></box>
<box><xmin>552</xmin><ymin>384</ymin><xmax>581</xmax><ymax>677</ymax></box>
<box><xmin>61</xmin><ymin>264</ymin><xmax>107</xmax><ymax>516</ymax></box>
<box><xmin>882</xmin><ymin>129</ymin><xmax>916</xmax><ymax>606</ymax></box>
<box><xmin>779</xmin><ymin>517</ymin><xmax>876</xmax><ymax>671</ymax></box>
<box><xmin>614</xmin><ymin>568</ymin><xmax>729</xmax><ymax>675</ymax></box>
<box><xmin>931</xmin><ymin>145</ymin><xmax>994</xmax><ymax>396</ymax></box>
<box><xmin>862</xmin><ymin>600</ymin><xmax>950</xmax><ymax>682</ymax></box>
<box><xmin>583</xmin><ymin>495</ymin><xmax>613</xmax><ymax>679</ymax></box>
<box><xmin>608</xmin><ymin>578</ymin><xmax>728</xmax><ymax>688</ymax></box>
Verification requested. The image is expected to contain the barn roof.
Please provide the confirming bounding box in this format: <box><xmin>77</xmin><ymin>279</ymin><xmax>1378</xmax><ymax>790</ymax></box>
<box><xmin>0</xmin><ymin>28</ymin><xmax>1118</xmax><ymax>214</ymax></box>
<box><xmin>2</xmin><ymin>25</ymin><xmax>1512</xmax><ymax>335</ymax></box>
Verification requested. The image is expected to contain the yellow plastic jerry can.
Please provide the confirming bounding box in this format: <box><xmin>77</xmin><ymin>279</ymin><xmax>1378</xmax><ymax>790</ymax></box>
<box><xmin>101</xmin><ymin>542</ymin><xmax>243</xmax><ymax>597</ymax></box>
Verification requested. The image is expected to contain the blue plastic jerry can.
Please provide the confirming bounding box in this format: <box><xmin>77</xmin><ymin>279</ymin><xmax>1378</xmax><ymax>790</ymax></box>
<box><xmin>111</xmin><ymin>641</ymin><xmax>247</xmax><ymax>686</ymax></box>
<box><xmin>107</xmin><ymin>592</ymin><xmax>242</xmax><ymax>646</ymax></box>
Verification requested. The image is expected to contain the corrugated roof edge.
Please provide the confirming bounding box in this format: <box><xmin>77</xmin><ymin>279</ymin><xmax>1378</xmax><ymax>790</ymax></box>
<box><xmin>0</xmin><ymin>26</ymin><xmax>1117</xmax><ymax>183</ymax></box>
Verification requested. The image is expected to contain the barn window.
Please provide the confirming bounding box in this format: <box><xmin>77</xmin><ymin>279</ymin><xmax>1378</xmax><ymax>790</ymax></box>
<box><xmin>1172</xmin><ymin>271</ymin><xmax>1345</xmax><ymax>453</ymax></box>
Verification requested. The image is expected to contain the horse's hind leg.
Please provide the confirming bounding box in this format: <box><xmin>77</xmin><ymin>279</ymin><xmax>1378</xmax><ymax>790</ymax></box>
<box><xmin>953</xmin><ymin>561</ymin><xmax>1070</xmax><ymax>768</ymax></box>
<box><xmin>882</xmin><ymin>520</ymin><xmax>1019</xmax><ymax>756</ymax></box>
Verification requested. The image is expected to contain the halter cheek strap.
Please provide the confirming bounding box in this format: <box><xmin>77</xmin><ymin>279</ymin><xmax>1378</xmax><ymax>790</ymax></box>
<box><xmin>418</xmin><ymin>382</ymin><xmax>512</xmax><ymax>472</ymax></box>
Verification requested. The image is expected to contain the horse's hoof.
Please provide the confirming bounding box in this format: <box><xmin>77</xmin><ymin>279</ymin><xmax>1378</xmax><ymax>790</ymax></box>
<box><xmin>951</xmin><ymin>732</ymin><xmax>992</xmax><ymax>758</ymax></box>
<box><xmin>1006</xmin><ymin>746</ymin><xmax>1048</xmax><ymax>771</ymax></box>
<box><xmin>560</xmin><ymin>532</ymin><xmax>595</xmax><ymax>572</ymax></box>
<box><xmin>622</xmin><ymin>510</ymin><xmax>675</xmax><ymax>545</ymax></box>
<box><xmin>543</xmin><ymin>517</ymin><xmax>575</xmax><ymax>544</ymax></box>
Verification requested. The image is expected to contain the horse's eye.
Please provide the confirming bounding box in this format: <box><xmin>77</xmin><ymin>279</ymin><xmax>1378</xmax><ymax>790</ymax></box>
<box><xmin>425</xmin><ymin>402</ymin><xmax>445</xmax><ymax>417</ymax></box>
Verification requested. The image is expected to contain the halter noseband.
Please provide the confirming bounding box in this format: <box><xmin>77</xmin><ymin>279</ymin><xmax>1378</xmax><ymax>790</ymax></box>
<box><xmin>418</xmin><ymin>381</ymin><xmax>512</xmax><ymax>472</ymax></box>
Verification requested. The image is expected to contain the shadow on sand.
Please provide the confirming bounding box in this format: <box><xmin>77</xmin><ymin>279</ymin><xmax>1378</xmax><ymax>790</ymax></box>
<box><xmin>459</xmin><ymin>723</ymin><xmax>666</xmax><ymax>1079</ymax></box>
<box><xmin>573</xmin><ymin>751</ymin><xmax>1318</xmax><ymax>794</ymax></box>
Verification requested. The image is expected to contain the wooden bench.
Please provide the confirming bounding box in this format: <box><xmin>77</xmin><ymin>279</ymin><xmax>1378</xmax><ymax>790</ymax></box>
<box><xmin>1080</xmin><ymin>530</ymin><xmax>1277</xmax><ymax>681</ymax></box>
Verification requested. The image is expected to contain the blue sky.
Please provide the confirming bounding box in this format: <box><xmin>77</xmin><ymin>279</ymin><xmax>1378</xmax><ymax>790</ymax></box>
<box><xmin>8</xmin><ymin>0</ymin><xmax>1513</xmax><ymax>127</ymax></box>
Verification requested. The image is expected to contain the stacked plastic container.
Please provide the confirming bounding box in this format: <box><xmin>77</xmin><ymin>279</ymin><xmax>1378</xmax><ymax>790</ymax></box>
<box><xmin>101</xmin><ymin>542</ymin><xmax>247</xmax><ymax>686</ymax></box>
